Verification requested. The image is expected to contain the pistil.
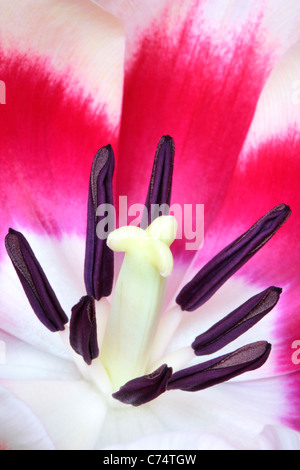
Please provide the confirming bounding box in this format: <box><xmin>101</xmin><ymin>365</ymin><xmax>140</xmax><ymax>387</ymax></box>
<box><xmin>100</xmin><ymin>216</ymin><xmax>177</xmax><ymax>391</ymax></box>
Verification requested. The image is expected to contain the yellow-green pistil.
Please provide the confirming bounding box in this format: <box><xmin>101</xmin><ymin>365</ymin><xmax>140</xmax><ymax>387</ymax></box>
<box><xmin>100</xmin><ymin>216</ymin><xmax>177</xmax><ymax>391</ymax></box>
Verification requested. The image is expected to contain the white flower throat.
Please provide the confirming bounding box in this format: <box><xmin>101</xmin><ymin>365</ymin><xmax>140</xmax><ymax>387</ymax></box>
<box><xmin>4</xmin><ymin>137</ymin><xmax>288</xmax><ymax>407</ymax></box>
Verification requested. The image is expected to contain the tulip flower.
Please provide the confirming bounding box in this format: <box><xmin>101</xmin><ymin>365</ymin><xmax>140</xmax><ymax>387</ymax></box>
<box><xmin>0</xmin><ymin>0</ymin><xmax>300</xmax><ymax>450</ymax></box>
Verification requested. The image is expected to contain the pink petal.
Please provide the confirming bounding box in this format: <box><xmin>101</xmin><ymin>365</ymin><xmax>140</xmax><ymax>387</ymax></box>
<box><xmin>1</xmin><ymin>1</ymin><xmax>124</xmax><ymax>120</ymax></box>
<box><xmin>0</xmin><ymin>1</ymin><xmax>124</xmax><ymax>257</ymax></box>
<box><xmin>178</xmin><ymin>45</ymin><xmax>300</xmax><ymax>429</ymax></box>
<box><xmin>94</xmin><ymin>0</ymin><xmax>300</xmax><ymax>308</ymax></box>
<box><xmin>116</xmin><ymin>8</ymin><xmax>271</xmax><ymax>225</ymax></box>
<box><xmin>95</xmin><ymin>1</ymin><xmax>300</xmax><ymax>239</ymax></box>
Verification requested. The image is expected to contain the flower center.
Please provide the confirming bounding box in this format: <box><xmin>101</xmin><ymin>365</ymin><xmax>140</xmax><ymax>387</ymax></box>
<box><xmin>4</xmin><ymin>136</ymin><xmax>291</xmax><ymax>407</ymax></box>
<box><xmin>100</xmin><ymin>215</ymin><xmax>177</xmax><ymax>391</ymax></box>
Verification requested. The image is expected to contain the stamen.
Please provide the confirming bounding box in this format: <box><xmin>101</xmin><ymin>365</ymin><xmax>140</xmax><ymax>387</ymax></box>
<box><xmin>69</xmin><ymin>296</ymin><xmax>99</xmax><ymax>365</ymax></box>
<box><xmin>112</xmin><ymin>364</ymin><xmax>173</xmax><ymax>406</ymax></box>
<box><xmin>167</xmin><ymin>341</ymin><xmax>271</xmax><ymax>392</ymax></box>
<box><xmin>5</xmin><ymin>229</ymin><xmax>68</xmax><ymax>332</ymax></box>
<box><xmin>192</xmin><ymin>286</ymin><xmax>282</xmax><ymax>355</ymax></box>
<box><xmin>176</xmin><ymin>204</ymin><xmax>291</xmax><ymax>311</ymax></box>
<box><xmin>84</xmin><ymin>145</ymin><xmax>115</xmax><ymax>301</ymax></box>
<box><xmin>141</xmin><ymin>135</ymin><xmax>175</xmax><ymax>229</ymax></box>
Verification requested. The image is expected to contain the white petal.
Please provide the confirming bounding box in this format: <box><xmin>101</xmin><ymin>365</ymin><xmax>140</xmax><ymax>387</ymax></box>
<box><xmin>104</xmin><ymin>430</ymin><xmax>237</xmax><ymax>450</ymax></box>
<box><xmin>0</xmin><ymin>231</ymin><xmax>85</xmax><ymax>356</ymax></box>
<box><xmin>147</xmin><ymin>377</ymin><xmax>286</xmax><ymax>450</ymax></box>
<box><xmin>259</xmin><ymin>424</ymin><xmax>300</xmax><ymax>450</ymax></box>
<box><xmin>241</xmin><ymin>40</ymin><xmax>300</xmax><ymax>158</ymax></box>
<box><xmin>161</xmin><ymin>277</ymin><xmax>279</xmax><ymax>380</ymax></box>
<box><xmin>94</xmin><ymin>0</ymin><xmax>300</xmax><ymax>62</ymax></box>
<box><xmin>1</xmin><ymin>379</ymin><xmax>107</xmax><ymax>450</ymax></box>
<box><xmin>0</xmin><ymin>330</ymin><xmax>79</xmax><ymax>381</ymax></box>
<box><xmin>0</xmin><ymin>385</ymin><xmax>54</xmax><ymax>450</ymax></box>
<box><xmin>92</xmin><ymin>374</ymin><xmax>286</xmax><ymax>449</ymax></box>
<box><xmin>1</xmin><ymin>0</ymin><xmax>125</xmax><ymax>122</ymax></box>
<box><xmin>94</xmin><ymin>399</ymin><xmax>168</xmax><ymax>449</ymax></box>
<box><xmin>149</xmin><ymin>306</ymin><xmax>184</xmax><ymax>366</ymax></box>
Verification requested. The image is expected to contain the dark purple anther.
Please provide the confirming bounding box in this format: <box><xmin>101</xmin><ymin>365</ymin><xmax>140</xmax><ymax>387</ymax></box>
<box><xmin>140</xmin><ymin>135</ymin><xmax>175</xmax><ymax>229</ymax></box>
<box><xmin>176</xmin><ymin>204</ymin><xmax>291</xmax><ymax>311</ymax></box>
<box><xmin>112</xmin><ymin>364</ymin><xmax>173</xmax><ymax>406</ymax></box>
<box><xmin>84</xmin><ymin>145</ymin><xmax>115</xmax><ymax>301</ymax></box>
<box><xmin>5</xmin><ymin>229</ymin><xmax>68</xmax><ymax>332</ymax></box>
<box><xmin>167</xmin><ymin>341</ymin><xmax>271</xmax><ymax>392</ymax></box>
<box><xmin>192</xmin><ymin>286</ymin><xmax>282</xmax><ymax>356</ymax></box>
<box><xmin>69</xmin><ymin>295</ymin><xmax>99</xmax><ymax>365</ymax></box>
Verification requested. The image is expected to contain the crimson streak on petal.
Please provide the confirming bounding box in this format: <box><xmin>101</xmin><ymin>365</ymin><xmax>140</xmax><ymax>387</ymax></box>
<box><xmin>0</xmin><ymin>47</ymin><xmax>117</xmax><ymax>258</ymax></box>
<box><xmin>116</xmin><ymin>11</ymin><xmax>272</xmax><ymax>250</ymax></box>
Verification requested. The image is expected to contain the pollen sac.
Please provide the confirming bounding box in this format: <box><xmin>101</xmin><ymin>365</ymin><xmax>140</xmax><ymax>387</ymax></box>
<box><xmin>5</xmin><ymin>229</ymin><xmax>68</xmax><ymax>332</ymax></box>
<box><xmin>192</xmin><ymin>286</ymin><xmax>282</xmax><ymax>356</ymax></box>
<box><xmin>140</xmin><ymin>135</ymin><xmax>175</xmax><ymax>229</ymax></box>
<box><xmin>167</xmin><ymin>341</ymin><xmax>271</xmax><ymax>392</ymax></box>
<box><xmin>84</xmin><ymin>145</ymin><xmax>115</xmax><ymax>301</ymax></box>
<box><xmin>112</xmin><ymin>364</ymin><xmax>173</xmax><ymax>407</ymax></box>
<box><xmin>176</xmin><ymin>204</ymin><xmax>291</xmax><ymax>311</ymax></box>
<box><xmin>69</xmin><ymin>295</ymin><xmax>99</xmax><ymax>365</ymax></box>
